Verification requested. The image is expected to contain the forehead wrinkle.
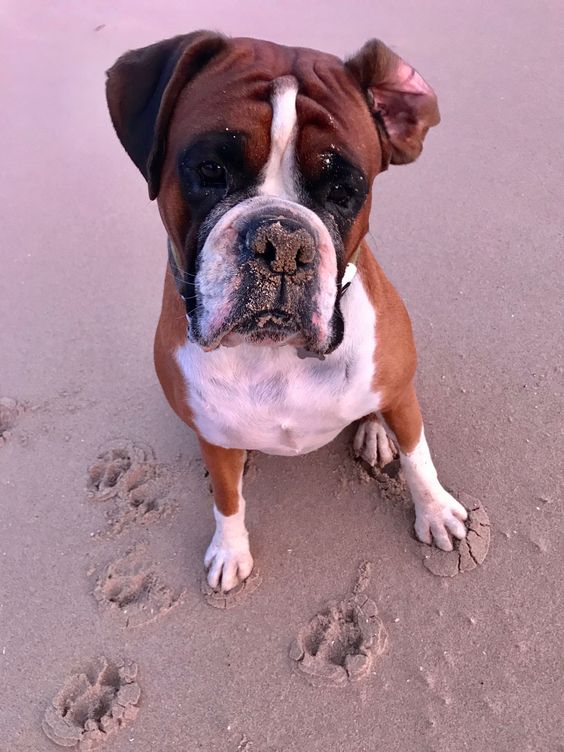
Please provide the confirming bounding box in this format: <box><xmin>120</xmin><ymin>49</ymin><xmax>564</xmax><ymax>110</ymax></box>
<box><xmin>293</xmin><ymin>56</ymin><xmax>379</xmax><ymax>151</ymax></box>
<box><xmin>295</xmin><ymin>93</ymin><xmax>380</xmax><ymax>176</ymax></box>
<box><xmin>295</xmin><ymin>100</ymin><xmax>365</xmax><ymax>173</ymax></box>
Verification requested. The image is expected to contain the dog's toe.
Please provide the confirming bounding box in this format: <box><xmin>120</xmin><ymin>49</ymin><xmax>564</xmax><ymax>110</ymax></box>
<box><xmin>205</xmin><ymin>540</ymin><xmax>254</xmax><ymax>592</ymax></box>
<box><xmin>415</xmin><ymin>492</ymin><xmax>468</xmax><ymax>551</ymax></box>
<box><xmin>354</xmin><ymin>414</ymin><xmax>397</xmax><ymax>468</ymax></box>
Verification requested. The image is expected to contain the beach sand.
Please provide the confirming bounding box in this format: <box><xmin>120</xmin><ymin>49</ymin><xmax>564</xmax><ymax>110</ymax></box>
<box><xmin>1</xmin><ymin>1</ymin><xmax>562</xmax><ymax>750</ymax></box>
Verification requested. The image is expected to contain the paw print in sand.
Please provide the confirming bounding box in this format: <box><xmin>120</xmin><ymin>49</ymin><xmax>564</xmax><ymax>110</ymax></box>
<box><xmin>87</xmin><ymin>439</ymin><xmax>174</xmax><ymax>534</ymax></box>
<box><xmin>87</xmin><ymin>439</ymin><xmax>155</xmax><ymax>501</ymax></box>
<box><xmin>42</xmin><ymin>656</ymin><xmax>140</xmax><ymax>750</ymax></box>
<box><xmin>290</xmin><ymin>562</ymin><xmax>387</xmax><ymax>687</ymax></box>
<box><xmin>93</xmin><ymin>547</ymin><xmax>182</xmax><ymax>627</ymax></box>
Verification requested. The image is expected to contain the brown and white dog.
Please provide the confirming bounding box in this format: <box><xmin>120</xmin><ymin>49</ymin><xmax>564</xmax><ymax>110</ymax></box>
<box><xmin>106</xmin><ymin>32</ymin><xmax>469</xmax><ymax>592</ymax></box>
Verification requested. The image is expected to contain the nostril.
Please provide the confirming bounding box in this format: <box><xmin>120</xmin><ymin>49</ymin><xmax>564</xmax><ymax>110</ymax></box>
<box><xmin>297</xmin><ymin>242</ymin><xmax>315</xmax><ymax>266</ymax></box>
<box><xmin>247</xmin><ymin>230</ymin><xmax>279</xmax><ymax>266</ymax></box>
<box><xmin>263</xmin><ymin>240</ymin><xmax>277</xmax><ymax>266</ymax></box>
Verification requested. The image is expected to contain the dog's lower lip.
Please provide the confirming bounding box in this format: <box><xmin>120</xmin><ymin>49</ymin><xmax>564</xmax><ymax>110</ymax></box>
<box><xmin>235</xmin><ymin>310</ymin><xmax>297</xmax><ymax>330</ymax></box>
<box><xmin>214</xmin><ymin>309</ymin><xmax>300</xmax><ymax>347</ymax></box>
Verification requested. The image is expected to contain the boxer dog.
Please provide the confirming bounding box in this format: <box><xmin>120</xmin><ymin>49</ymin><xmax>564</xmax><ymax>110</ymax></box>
<box><xmin>106</xmin><ymin>32</ymin><xmax>469</xmax><ymax>591</ymax></box>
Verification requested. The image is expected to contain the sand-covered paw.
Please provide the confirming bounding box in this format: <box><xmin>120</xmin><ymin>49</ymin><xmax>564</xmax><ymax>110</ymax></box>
<box><xmin>201</xmin><ymin>568</ymin><xmax>262</xmax><ymax>609</ymax></box>
<box><xmin>353</xmin><ymin>415</ymin><xmax>397</xmax><ymax>468</ymax></box>
<box><xmin>422</xmin><ymin>494</ymin><xmax>490</xmax><ymax>577</ymax></box>
<box><xmin>414</xmin><ymin>490</ymin><xmax>468</xmax><ymax>551</ymax></box>
<box><xmin>204</xmin><ymin>538</ymin><xmax>254</xmax><ymax>592</ymax></box>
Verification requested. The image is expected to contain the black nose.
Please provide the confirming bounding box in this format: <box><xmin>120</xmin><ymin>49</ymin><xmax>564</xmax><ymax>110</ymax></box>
<box><xmin>244</xmin><ymin>216</ymin><xmax>316</xmax><ymax>274</ymax></box>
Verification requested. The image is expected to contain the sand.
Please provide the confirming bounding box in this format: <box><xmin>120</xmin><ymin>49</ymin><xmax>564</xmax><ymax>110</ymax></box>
<box><xmin>1</xmin><ymin>1</ymin><xmax>563</xmax><ymax>750</ymax></box>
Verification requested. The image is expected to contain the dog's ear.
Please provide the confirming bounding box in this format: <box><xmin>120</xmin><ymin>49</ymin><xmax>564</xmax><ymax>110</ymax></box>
<box><xmin>345</xmin><ymin>39</ymin><xmax>440</xmax><ymax>168</ymax></box>
<box><xmin>106</xmin><ymin>31</ymin><xmax>227</xmax><ymax>199</ymax></box>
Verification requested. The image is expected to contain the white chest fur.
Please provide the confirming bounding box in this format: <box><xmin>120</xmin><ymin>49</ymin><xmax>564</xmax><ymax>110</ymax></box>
<box><xmin>175</xmin><ymin>276</ymin><xmax>381</xmax><ymax>455</ymax></box>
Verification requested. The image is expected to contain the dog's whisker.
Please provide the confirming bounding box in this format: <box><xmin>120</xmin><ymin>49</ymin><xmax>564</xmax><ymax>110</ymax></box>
<box><xmin>167</xmin><ymin>267</ymin><xmax>197</xmax><ymax>283</ymax></box>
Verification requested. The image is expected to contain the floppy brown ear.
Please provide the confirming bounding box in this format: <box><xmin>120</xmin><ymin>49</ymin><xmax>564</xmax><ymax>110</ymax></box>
<box><xmin>106</xmin><ymin>31</ymin><xmax>227</xmax><ymax>199</ymax></box>
<box><xmin>345</xmin><ymin>39</ymin><xmax>440</xmax><ymax>167</ymax></box>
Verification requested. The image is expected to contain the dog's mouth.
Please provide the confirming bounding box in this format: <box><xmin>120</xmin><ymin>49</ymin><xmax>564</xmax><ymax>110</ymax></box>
<box><xmin>234</xmin><ymin>309</ymin><xmax>297</xmax><ymax>335</ymax></box>
<box><xmin>221</xmin><ymin>309</ymin><xmax>303</xmax><ymax>347</ymax></box>
<box><xmin>190</xmin><ymin>306</ymin><xmax>310</xmax><ymax>351</ymax></box>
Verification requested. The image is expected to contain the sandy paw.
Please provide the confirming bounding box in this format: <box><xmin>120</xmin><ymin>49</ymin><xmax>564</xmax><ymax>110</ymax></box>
<box><xmin>290</xmin><ymin>562</ymin><xmax>387</xmax><ymax>687</ymax></box>
<box><xmin>204</xmin><ymin>539</ymin><xmax>254</xmax><ymax>593</ymax></box>
<box><xmin>42</xmin><ymin>656</ymin><xmax>140</xmax><ymax>750</ymax></box>
<box><xmin>201</xmin><ymin>568</ymin><xmax>262</xmax><ymax>610</ymax></box>
<box><xmin>93</xmin><ymin>547</ymin><xmax>182</xmax><ymax>627</ymax></box>
<box><xmin>353</xmin><ymin>414</ymin><xmax>398</xmax><ymax>469</ymax></box>
<box><xmin>414</xmin><ymin>489</ymin><xmax>468</xmax><ymax>551</ymax></box>
<box><xmin>87</xmin><ymin>439</ymin><xmax>174</xmax><ymax>535</ymax></box>
<box><xmin>421</xmin><ymin>493</ymin><xmax>490</xmax><ymax>576</ymax></box>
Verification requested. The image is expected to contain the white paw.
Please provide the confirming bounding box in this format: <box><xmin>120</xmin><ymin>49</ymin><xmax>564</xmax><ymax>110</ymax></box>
<box><xmin>204</xmin><ymin>534</ymin><xmax>254</xmax><ymax>592</ymax></box>
<box><xmin>414</xmin><ymin>489</ymin><xmax>468</xmax><ymax>551</ymax></box>
<box><xmin>354</xmin><ymin>415</ymin><xmax>398</xmax><ymax>468</ymax></box>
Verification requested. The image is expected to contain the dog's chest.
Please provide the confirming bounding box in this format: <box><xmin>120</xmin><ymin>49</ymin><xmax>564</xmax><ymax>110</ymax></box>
<box><xmin>175</xmin><ymin>278</ymin><xmax>381</xmax><ymax>455</ymax></box>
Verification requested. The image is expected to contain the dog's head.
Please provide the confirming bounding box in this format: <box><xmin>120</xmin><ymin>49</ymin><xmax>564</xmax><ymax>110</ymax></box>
<box><xmin>106</xmin><ymin>33</ymin><xmax>439</xmax><ymax>354</ymax></box>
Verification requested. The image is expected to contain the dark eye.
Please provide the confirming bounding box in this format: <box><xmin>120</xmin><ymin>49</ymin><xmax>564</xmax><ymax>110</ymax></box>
<box><xmin>327</xmin><ymin>183</ymin><xmax>352</xmax><ymax>208</ymax></box>
<box><xmin>197</xmin><ymin>161</ymin><xmax>226</xmax><ymax>186</ymax></box>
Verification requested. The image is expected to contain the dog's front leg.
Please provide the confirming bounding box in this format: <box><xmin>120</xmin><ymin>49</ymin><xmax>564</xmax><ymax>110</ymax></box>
<box><xmin>198</xmin><ymin>438</ymin><xmax>254</xmax><ymax>591</ymax></box>
<box><xmin>382</xmin><ymin>385</ymin><xmax>468</xmax><ymax>551</ymax></box>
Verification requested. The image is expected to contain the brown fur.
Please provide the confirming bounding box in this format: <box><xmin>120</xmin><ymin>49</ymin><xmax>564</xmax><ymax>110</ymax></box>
<box><xmin>382</xmin><ymin>384</ymin><xmax>423</xmax><ymax>454</ymax></box>
<box><xmin>198</xmin><ymin>440</ymin><xmax>246</xmax><ymax>516</ymax></box>
<box><xmin>153</xmin><ymin>268</ymin><xmax>194</xmax><ymax>428</ymax></box>
<box><xmin>357</xmin><ymin>241</ymin><xmax>422</xmax><ymax>453</ymax></box>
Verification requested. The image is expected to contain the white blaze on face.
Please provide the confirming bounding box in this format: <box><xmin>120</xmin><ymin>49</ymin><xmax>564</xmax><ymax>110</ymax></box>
<box><xmin>258</xmin><ymin>76</ymin><xmax>300</xmax><ymax>201</ymax></box>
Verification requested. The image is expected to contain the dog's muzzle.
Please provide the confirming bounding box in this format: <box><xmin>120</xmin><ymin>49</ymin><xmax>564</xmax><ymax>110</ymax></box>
<box><xmin>168</xmin><ymin>195</ymin><xmax>356</xmax><ymax>354</ymax></box>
